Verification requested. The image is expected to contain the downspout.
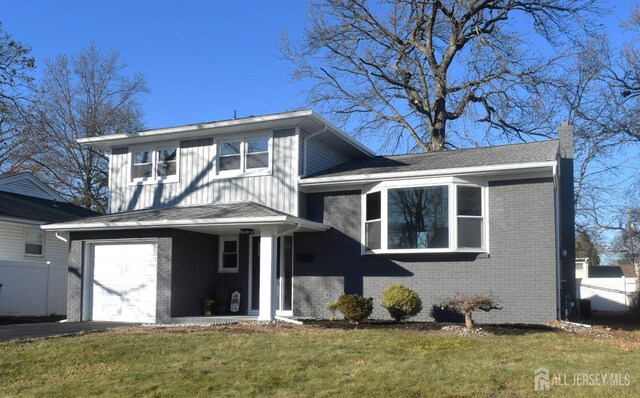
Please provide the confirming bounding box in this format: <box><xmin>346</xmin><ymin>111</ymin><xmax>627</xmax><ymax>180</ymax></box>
<box><xmin>55</xmin><ymin>232</ymin><xmax>68</xmax><ymax>243</ymax></box>
<box><xmin>303</xmin><ymin>125</ymin><xmax>329</xmax><ymax>177</ymax></box>
<box><xmin>553</xmin><ymin>162</ymin><xmax>562</xmax><ymax>320</ymax></box>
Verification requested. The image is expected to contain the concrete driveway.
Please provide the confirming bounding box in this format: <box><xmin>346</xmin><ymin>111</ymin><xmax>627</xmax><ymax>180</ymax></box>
<box><xmin>0</xmin><ymin>321</ymin><xmax>135</xmax><ymax>343</ymax></box>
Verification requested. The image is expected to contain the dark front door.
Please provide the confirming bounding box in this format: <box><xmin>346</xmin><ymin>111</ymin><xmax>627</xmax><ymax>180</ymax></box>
<box><xmin>250</xmin><ymin>236</ymin><xmax>260</xmax><ymax>311</ymax></box>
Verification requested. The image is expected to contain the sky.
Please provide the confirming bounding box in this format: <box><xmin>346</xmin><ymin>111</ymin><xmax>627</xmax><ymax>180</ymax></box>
<box><xmin>2</xmin><ymin>0</ymin><xmax>311</xmax><ymax>129</ymax></box>
<box><xmin>2</xmin><ymin>0</ymin><xmax>638</xmax><ymax>152</ymax></box>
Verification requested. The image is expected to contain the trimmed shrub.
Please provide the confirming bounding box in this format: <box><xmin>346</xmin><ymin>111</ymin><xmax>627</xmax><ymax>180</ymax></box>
<box><xmin>441</xmin><ymin>294</ymin><xmax>502</xmax><ymax>329</ymax></box>
<box><xmin>380</xmin><ymin>284</ymin><xmax>423</xmax><ymax>322</ymax></box>
<box><xmin>330</xmin><ymin>294</ymin><xmax>374</xmax><ymax>324</ymax></box>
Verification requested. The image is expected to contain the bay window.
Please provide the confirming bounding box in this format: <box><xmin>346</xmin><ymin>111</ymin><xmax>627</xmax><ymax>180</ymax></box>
<box><xmin>363</xmin><ymin>181</ymin><xmax>485</xmax><ymax>253</ymax></box>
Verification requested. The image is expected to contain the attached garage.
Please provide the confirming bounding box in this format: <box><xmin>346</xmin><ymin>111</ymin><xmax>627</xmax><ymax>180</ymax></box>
<box><xmin>87</xmin><ymin>242</ymin><xmax>158</xmax><ymax>323</ymax></box>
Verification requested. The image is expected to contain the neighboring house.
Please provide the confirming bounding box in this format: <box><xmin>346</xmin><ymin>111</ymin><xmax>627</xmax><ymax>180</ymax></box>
<box><xmin>578</xmin><ymin>265</ymin><xmax>638</xmax><ymax>312</ymax></box>
<box><xmin>42</xmin><ymin>110</ymin><xmax>576</xmax><ymax>324</ymax></box>
<box><xmin>0</xmin><ymin>173</ymin><xmax>96</xmax><ymax>316</ymax></box>
<box><xmin>575</xmin><ymin>257</ymin><xmax>589</xmax><ymax>278</ymax></box>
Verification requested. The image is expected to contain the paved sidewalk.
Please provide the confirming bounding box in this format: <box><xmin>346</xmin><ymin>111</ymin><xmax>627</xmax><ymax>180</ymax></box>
<box><xmin>0</xmin><ymin>321</ymin><xmax>134</xmax><ymax>343</ymax></box>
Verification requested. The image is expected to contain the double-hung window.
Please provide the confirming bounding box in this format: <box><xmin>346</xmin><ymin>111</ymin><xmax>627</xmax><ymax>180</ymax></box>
<box><xmin>25</xmin><ymin>226</ymin><xmax>44</xmax><ymax>256</ymax></box>
<box><xmin>217</xmin><ymin>135</ymin><xmax>271</xmax><ymax>175</ymax></box>
<box><xmin>363</xmin><ymin>181</ymin><xmax>485</xmax><ymax>253</ymax></box>
<box><xmin>131</xmin><ymin>146</ymin><xmax>178</xmax><ymax>182</ymax></box>
<box><xmin>219</xmin><ymin>236</ymin><xmax>239</xmax><ymax>273</ymax></box>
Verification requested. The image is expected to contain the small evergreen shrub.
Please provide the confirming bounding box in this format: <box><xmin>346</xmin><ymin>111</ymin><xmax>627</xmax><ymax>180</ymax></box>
<box><xmin>380</xmin><ymin>284</ymin><xmax>423</xmax><ymax>322</ymax></box>
<box><xmin>330</xmin><ymin>294</ymin><xmax>373</xmax><ymax>324</ymax></box>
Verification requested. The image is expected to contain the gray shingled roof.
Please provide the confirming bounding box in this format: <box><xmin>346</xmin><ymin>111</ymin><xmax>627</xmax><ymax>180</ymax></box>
<box><xmin>62</xmin><ymin>201</ymin><xmax>291</xmax><ymax>224</ymax></box>
<box><xmin>305</xmin><ymin>139</ymin><xmax>559</xmax><ymax>179</ymax></box>
<box><xmin>0</xmin><ymin>191</ymin><xmax>98</xmax><ymax>223</ymax></box>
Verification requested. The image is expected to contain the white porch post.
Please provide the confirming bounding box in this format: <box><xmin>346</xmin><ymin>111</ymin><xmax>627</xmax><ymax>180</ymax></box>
<box><xmin>258</xmin><ymin>227</ymin><xmax>278</xmax><ymax>321</ymax></box>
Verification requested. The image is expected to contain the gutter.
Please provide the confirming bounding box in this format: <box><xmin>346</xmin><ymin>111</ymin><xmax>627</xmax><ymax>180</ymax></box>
<box><xmin>299</xmin><ymin>161</ymin><xmax>557</xmax><ymax>187</ymax></box>
<box><xmin>40</xmin><ymin>216</ymin><xmax>329</xmax><ymax>233</ymax></box>
<box><xmin>278</xmin><ymin>222</ymin><xmax>301</xmax><ymax>237</ymax></box>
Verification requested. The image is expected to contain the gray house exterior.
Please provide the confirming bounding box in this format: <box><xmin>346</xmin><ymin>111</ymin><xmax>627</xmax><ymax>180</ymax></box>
<box><xmin>43</xmin><ymin>111</ymin><xmax>576</xmax><ymax>324</ymax></box>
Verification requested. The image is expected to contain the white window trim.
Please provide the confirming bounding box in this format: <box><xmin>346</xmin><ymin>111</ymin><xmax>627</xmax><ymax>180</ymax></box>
<box><xmin>24</xmin><ymin>226</ymin><xmax>45</xmax><ymax>257</ymax></box>
<box><xmin>215</xmin><ymin>132</ymin><xmax>273</xmax><ymax>178</ymax></box>
<box><xmin>128</xmin><ymin>142</ymin><xmax>180</xmax><ymax>185</ymax></box>
<box><xmin>219</xmin><ymin>236</ymin><xmax>239</xmax><ymax>273</ymax></box>
<box><xmin>361</xmin><ymin>179</ymin><xmax>488</xmax><ymax>255</ymax></box>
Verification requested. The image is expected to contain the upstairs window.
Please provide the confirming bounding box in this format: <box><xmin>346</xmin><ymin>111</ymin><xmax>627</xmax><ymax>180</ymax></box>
<box><xmin>363</xmin><ymin>181</ymin><xmax>485</xmax><ymax>253</ymax></box>
<box><xmin>246</xmin><ymin>138</ymin><xmax>269</xmax><ymax>169</ymax></box>
<box><xmin>25</xmin><ymin>226</ymin><xmax>44</xmax><ymax>256</ymax></box>
<box><xmin>219</xmin><ymin>142</ymin><xmax>242</xmax><ymax>171</ymax></box>
<box><xmin>131</xmin><ymin>146</ymin><xmax>178</xmax><ymax>182</ymax></box>
<box><xmin>217</xmin><ymin>136</ymin><xmax>271</xmax><ymax>175</ymax></box>
<box><xmin>156</xmin><ymin>148</ymin><xmax>177</xmax><ymax>177</ymax></box>
<box><xmin>132</xmin><ymin>151</ymin><xmax>153</xmax><ymax>179</ymax></box>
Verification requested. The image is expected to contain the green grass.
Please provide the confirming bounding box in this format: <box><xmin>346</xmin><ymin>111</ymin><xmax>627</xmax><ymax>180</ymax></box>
<box><xmin>1</xmin><ymin>324</ymin><xmax>639</xmax><ymax>397</ymax></box>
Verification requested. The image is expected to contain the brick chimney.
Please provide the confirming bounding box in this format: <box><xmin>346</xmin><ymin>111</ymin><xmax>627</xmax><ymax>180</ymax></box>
<box><xmin>558</xmin><ymin>121</ymin><xmax>574</xmax><ymax>159</ymax></box>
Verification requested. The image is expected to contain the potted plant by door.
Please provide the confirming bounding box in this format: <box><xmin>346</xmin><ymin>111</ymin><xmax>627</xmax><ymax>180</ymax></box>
<box><xmin>214</xmin><ymin>287</ymin><xmax>230</xmax><ymax>315</ymax></box>
<box><xmin>203</xmin><ymin>297</ymin><xmax>215</xmax><ymax>316</ymax></box>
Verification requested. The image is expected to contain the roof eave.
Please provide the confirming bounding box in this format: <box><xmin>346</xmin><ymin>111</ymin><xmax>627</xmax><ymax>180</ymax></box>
<box><xmin>41</xmin><ymin>215</ymin><xmax>329</xmax><ymax>232</ymax></box>
<box><xmin>299</xmin><ymin>160</ymin><xmax>557</xmax><ymax>187</ymax></box>
<box><xmin>76</xmin><ymin>110</ymin><xmax>374</xmax><ymax>157</ymax></box>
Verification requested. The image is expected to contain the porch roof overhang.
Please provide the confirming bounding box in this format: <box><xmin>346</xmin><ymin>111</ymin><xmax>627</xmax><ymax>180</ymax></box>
<box><xmin>41</xmin><ymin>201</ymin><xmax>329</xmax><ymax>235</ymax></box>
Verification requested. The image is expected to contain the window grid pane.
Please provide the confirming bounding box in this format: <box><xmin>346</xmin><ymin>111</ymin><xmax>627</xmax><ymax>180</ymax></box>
<box><xmin>247</xmin><ymin>138</ymin><xmax>268</xmax><ymax>153</ymax></box>
<box><xmin>457</xmin><ymin>186</ymin><xmax>482</xmax><ymax>216</ymax></box>
<box><xmin>219</xmin><ymin>155</ymin><xmax>241</xmax><ymax>171</ymax></box>
<box><xmin>388</xmin><ymin>186</ymin><xmax>449</xmax><ymax>249</ymax></box>
<box><xmin>457</xmin><ymin>217</ymin><xmax>483</xmax><ymax>248</ymax></box>
<box><xmin>366</xmin><ymin>191</ymin><xmax>381</xmax><ymax>221</ymax></box>
<box><xmin>220</xmin><ymin>142</ymin><xmax>241</xmax><ymax>156</ymax></box>
<box><xmin>365</xmin><ymin>220</ymin><xmax>381</xmax><ymax>250</ymax></box>
<box><xmin>246</xmin><ymin>153</ymin><xmax>269</xmax><ymax>169</ymax></box>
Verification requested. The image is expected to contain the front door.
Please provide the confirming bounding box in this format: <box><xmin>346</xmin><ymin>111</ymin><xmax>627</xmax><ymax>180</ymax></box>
<box><xmin>248</xmin><ymin>235</ymin><xmax>293</xmax><ymax>315</ymax></box>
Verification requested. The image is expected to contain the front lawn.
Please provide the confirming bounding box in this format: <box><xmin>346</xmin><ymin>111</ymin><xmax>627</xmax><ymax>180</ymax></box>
<box><xmin>1</xmin><ymin>323</ymin><xmax>639</xmax><ymax>397</ymax></box>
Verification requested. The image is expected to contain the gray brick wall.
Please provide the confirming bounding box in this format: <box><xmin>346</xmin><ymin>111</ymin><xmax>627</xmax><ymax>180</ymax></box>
<box><xmin>67</xmin><ymin>229</ymin><xmax>221</xmax><ymax>323</ymax></box>
<box><xmin>295</xmin><ymin>178</ymin><xmax>558</xmax><ymax>324</ymax></box>
<box><xmin>169</xmin><ymin>232</ymin><xmax>218</xmax><ymax>317</ymax></box>
<box><xmin>66</xmin><ymin>240</ymin><xmax>83</xmax><ymax>322</ymax></box>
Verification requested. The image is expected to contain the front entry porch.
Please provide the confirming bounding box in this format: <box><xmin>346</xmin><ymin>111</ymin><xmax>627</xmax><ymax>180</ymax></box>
<box><xmin>46</xmin><ymin>202</ymin><xmax>329</xmax><ymax>323</ymax></box>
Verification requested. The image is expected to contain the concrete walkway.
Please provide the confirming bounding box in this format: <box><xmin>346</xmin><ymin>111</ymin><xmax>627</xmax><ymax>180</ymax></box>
<box><xmin>0</xmin><ymin>321</ymin><xmax>134</xmax><ymax>343</ymax></box>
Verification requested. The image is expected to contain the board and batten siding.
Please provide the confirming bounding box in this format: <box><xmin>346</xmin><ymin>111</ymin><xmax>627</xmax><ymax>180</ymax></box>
<box><xmin>108</xmin><ymin>129</ymin><xmax>300</xmax><ymax>215</ymax></box>
<box><xmin>299</xmin><ymin>129</ymin><xmax>351</xmax><ymax>177</ymax></box>
<box><xmin>0</xmin><ymin>220</ymin><xmax>69</xmax><ymax>316</ymax></box>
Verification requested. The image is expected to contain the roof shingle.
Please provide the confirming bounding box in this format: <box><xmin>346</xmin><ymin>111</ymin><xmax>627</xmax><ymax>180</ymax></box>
<box><xmin>0</xmin><ymin>191</ymin><xmax>98</xmax><ymax>223</ymax></box>
<box><xmin>304</xmin><ymin>139</ymin><xmax>559</xmax><ymax>179</ymax></box>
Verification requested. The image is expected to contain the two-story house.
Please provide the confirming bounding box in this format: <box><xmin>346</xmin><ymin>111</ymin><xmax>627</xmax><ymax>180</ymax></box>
<box><xmin>43</xmin><ymin>110</ymin><xmax>576</xmax><ymax>324</ymax></box>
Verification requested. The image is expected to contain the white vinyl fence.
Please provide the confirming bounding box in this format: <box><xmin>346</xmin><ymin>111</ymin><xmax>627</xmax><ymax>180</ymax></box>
<box><xmin>578</xmin><ymin>277</ymin><xmax>638</xmax><ymax>312</ymax></box>
<box><xmin>0</xmin><ymin>260</ymin><xmax>67</xmax><ymax>316</ymax></box>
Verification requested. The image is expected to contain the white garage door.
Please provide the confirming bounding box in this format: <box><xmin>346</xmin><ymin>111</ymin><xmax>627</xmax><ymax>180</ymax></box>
<box><xmin>91</xmin><ymin>242</ymin><xmax>157</xmax><ymax>323</ymax></box>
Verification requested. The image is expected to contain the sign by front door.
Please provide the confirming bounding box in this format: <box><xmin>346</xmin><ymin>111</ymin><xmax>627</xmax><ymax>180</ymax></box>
<box><xmin>230</xmin><ymin>291</ymin><xmax>241</xmax><ymax>313</ymax></box>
